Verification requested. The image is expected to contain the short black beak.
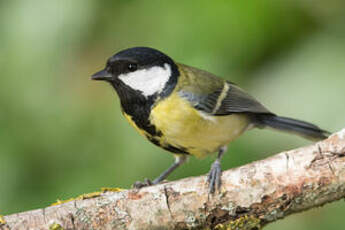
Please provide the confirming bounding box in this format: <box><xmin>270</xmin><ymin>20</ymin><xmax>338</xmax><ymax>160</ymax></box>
<box><xmin>91</xmin><ymin>69</ymin><xmax>112</xmax><ymax>81</ymax></box>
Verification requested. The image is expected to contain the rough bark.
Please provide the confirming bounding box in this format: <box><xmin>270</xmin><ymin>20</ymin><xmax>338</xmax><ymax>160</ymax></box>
<box><xmin>1</xmin><ymin>129</ymin><xmax>345</xmax><ymax>230</ymax></box>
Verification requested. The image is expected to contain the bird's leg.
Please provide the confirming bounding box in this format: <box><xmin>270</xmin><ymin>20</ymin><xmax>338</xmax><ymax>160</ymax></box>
<box><xmin>152</xmin><ymin>155</ymin><xmax>187</xmax><ymax>184</ymax></box>
<box><xmin>133</xmin><ymin>155</ymin><xmax>187</xmax><ymax>189</ymax></box>
<box><xmin>207</xmin><ymin>146</ymin><xmax>227</xmax><ymax>193</ymax></box>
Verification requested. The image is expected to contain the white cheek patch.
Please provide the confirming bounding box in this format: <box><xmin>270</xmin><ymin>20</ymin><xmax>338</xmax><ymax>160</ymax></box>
<box><xmin>118</xmin><ymin>63</ymin><xmax>171</xmax><ymax>97</ymax></box>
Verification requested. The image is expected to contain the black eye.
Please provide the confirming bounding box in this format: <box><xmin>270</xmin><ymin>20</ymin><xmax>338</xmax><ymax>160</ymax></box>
<box><xmin>127</xmin><ymin>63</ymin><xmax>137</xmax><ymax>72</ymax></box>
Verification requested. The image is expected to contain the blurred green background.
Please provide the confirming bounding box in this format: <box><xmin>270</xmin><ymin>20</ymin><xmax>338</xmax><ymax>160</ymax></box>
<box><xmin>0</xmin><ymin>0</ymin><xmax>344</xmax><ymax>229</ymax></box>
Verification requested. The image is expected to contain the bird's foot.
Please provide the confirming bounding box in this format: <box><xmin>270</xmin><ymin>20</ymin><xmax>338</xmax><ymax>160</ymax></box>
<box><xmin>207</xmin><ymin>160</ymin><xmax>222</xmax><ymax>194</ymax></box>
<box><xmin>132</xmin><ymin>178</ymin><xmax>153</xmax><ymax>189</ymax></box>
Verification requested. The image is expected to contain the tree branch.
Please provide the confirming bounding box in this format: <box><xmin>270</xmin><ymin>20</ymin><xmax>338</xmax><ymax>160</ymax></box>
<box><xmin>1</xmin><ymin>129</ymin><xmax>345</xmax><ymax>230</ymax></box>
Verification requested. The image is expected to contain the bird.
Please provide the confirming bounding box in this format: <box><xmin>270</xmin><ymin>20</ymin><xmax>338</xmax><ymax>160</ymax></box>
<box><xmin>91</xmin><ymin>47</ymin><xmax>329</xmax><ymax>193</ymax></box>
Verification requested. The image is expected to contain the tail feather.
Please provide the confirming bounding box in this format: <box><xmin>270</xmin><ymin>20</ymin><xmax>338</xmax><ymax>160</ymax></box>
<box><xmin>253</xmin><ymin>114</ymin><xmax>330</xmax><ymax>141</ymax></box>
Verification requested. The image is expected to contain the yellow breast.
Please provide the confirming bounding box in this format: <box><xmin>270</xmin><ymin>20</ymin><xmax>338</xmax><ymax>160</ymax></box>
<box><xmin>149</xmin><ymin>92</ymin><xmax>250</xmax><ymax>158</ymax></box>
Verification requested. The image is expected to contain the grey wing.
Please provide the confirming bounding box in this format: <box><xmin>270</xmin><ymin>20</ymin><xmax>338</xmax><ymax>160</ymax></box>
<box><xmin>179</xmin><ymin>82</ymin><xmax>273</xmax><ymax>116</ymax></box>
<box><xmin>215</xmin><ymin>82</ymin><xmax>273</xmax><ymax>115</ymax></box>
<box><xmin>178</xmin><ymin>88</ymin><xmax>222</xmax><ymax>114</ymax></box>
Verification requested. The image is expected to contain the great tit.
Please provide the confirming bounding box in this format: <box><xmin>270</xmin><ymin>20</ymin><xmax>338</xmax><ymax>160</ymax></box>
<box><xmin>91</xmin><ymin>47</ymin><xmax>329</xmax><ymax>193</ymax></box>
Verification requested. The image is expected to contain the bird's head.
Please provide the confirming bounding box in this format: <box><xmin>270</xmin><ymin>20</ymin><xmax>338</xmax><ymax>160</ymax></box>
<box><xmin>91</xmin><ymin>47</ymin><xmax>179</xmax><ymax>99</ymax></box>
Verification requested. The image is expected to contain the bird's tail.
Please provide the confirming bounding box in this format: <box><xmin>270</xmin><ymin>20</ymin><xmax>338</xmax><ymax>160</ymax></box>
<box><xmin>253</xmin><ymin>114</ymin><xmax>330</xmax><ymax>141</ymax></box>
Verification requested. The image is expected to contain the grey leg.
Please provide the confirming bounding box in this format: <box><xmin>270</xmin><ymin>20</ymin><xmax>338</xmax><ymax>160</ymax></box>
<box><xmin>133</xmin><ymin>155</ymin><xmax>187</xmax><ymax>189</ymax></box>
<box><xmin>207</xmin><ymin>146</ymin><xmax>227</xmax><ymax>193</ymax></box>
<box><xmin>152</xmin><ymin>155</ymin><xmax>187</xmax><ymax>184</ymax></box>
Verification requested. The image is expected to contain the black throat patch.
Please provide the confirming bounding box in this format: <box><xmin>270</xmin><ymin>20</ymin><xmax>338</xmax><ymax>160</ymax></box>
<box><xmin>110</xmin><ymin>61</ymin><xmax>179</xmax><ymax>138</ymax></box>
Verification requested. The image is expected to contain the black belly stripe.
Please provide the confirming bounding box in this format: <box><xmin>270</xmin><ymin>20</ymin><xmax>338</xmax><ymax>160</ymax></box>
<box><xmin>148</xmin><ymin>136</ymin><xmax>189</xmax><ymax>155</ymax></box>
<box><xmin>164</xmin><ymin>144</ymin><xmax>189</xmax><ymax>154</ymax></box>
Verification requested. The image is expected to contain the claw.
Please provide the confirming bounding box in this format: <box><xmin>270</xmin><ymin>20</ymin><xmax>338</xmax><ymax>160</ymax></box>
<box><xmin>132</xmin><ymin>178</ymin><xmax>153</xmax><ymax>189</ymax></box>
<box><xmin>207</xmin><ymin>160</ymin><xmax>222</xmax><ymax>194</ymax></box>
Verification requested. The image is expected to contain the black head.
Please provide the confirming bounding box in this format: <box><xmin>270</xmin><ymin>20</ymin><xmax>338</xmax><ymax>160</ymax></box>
<box><xmin>91</xmin><ymin>47</ymin><xmax>179</xmax><ymax>98</ymax></box>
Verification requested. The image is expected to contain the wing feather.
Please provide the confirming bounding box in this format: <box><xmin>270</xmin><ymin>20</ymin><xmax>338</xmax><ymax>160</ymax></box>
<box><xmin>214</xmin><ymin>83</ymin><xmax>273</xmax><ymax>115</ymax></box>
<box><xmin>176</xmin><ymin>64</ymin><xmax>272</xmax><ymax>116</ymax></box>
